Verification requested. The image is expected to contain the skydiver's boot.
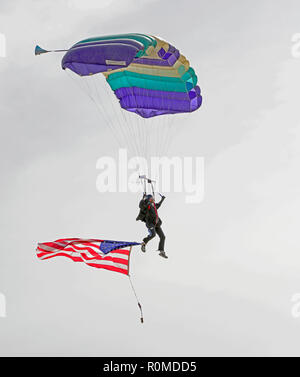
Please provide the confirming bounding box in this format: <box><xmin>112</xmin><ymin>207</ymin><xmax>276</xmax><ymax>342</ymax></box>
<box><xmin>141</xmin><ymin>242</ymin><xmax>146</xmax><ymax>253</ymax></box>
<box><xmin>158</xmin><ymin>250</ymin><xmax>168</xmax><ymax>259</ymax></box>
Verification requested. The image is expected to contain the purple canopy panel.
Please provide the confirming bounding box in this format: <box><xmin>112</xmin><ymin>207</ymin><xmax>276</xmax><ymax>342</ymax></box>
<box><xmin>158</xmin><ymin>47</ymin><xmax>166</xmax><ymax>58</ymax></box>
<box><xmin>118</xmin><ymin>87</ymin><xmax>202</xmax><ymax>118</ymax></box>
<box><xmin>115</xmin><ymin>86</ymin><xmax>201</xmax><ymax>101</ymax></box>
<box><xmin>62</xmin><ymin>44</ymin><xmax>140</xmax><ymax>75</ymax></box>
<box><xmin>133</xmin><ymin>57</ymin><xmax>173</xmax><ymax>66</ymax></box>
<box><xmin>161</xmin><ymin>45</ymin><xmax>180</xmax><ymax>66</ymax></box>
<box><xmin>126</xmin><ymin>108</ymin><xmax>171</xmax><ymax>118</ymax></box>
<box><xmin>63</xmin><ymin>62</ymin><xmax>123</xmax><ymax>75</ymax></box>
<box><xmin>188</xmin><ymin>86</ymin><xmax>201</xmax><ymax>99</ymax></box>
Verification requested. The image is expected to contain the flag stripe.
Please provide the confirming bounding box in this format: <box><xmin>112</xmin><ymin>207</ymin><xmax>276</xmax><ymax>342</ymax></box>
<box><xmin>38</xmin><ymin>249</ymin><xmax>129</xmax><ymax>266</ymax></box>
<box><xmin>37</xmin><ymin>247</ymin><xmax>129</xmax><ymax>264</ymax></box>
<box><xmin>85</xmin><ymin>263</ymin><xmax>129</xmax><ymax>275</ymax></box>
<box><xmin>38</xmin><ymin>251</ymin><xmax>128</xmax><ymax>269</ymax></box>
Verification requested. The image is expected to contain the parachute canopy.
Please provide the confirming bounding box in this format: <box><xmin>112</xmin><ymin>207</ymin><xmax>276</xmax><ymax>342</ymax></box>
<box><xmin>61</xmin><ymin>33</ymin><xmax>202</xmax><ymax>118</ymax></box>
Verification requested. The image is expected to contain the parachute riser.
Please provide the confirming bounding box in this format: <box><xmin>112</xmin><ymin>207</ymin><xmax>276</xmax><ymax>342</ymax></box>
<box><xmin>139</xmin><ymin>175</ymin><xmax>156</xmax><ymax>200</ymax></box>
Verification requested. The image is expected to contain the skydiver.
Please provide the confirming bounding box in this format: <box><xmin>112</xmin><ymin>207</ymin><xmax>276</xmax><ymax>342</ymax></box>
<box><xmin>136</xmin><ymin>193</ymin><xmax>168</xmax><ymax>259</ymax></box>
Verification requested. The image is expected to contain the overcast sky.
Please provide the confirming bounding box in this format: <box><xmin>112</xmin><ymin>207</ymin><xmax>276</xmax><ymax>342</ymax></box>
<box><xmin>1</xmin><ymin>0</ymin><xmax>300</xmax><ymax>356</ymax></box>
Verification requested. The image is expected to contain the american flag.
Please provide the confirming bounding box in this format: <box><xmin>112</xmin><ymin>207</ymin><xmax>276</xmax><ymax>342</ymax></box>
<box><xmin>36</xmin><ymin>238</ymin><xmax>140</xmax><ymax>275</ymax></box>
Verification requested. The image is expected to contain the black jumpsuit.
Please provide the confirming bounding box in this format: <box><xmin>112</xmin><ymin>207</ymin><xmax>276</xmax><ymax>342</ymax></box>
<box><xmin>138</xmin><ymin>197</ymin><xmax>165</xmax><ymax>251</ymax></box>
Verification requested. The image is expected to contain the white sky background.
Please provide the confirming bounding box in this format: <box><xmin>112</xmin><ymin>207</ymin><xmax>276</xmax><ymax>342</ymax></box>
<box><xmin>0</xmin><ymin>0</ymin><xmax>300</xmax><ymax>356</ymax></box>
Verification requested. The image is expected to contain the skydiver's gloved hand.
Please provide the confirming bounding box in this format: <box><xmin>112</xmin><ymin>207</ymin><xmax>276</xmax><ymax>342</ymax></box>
<box><xmin>155</xmin><ymin>193</ymin><xmax>165</xmax><ymax>210</ymax></box>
